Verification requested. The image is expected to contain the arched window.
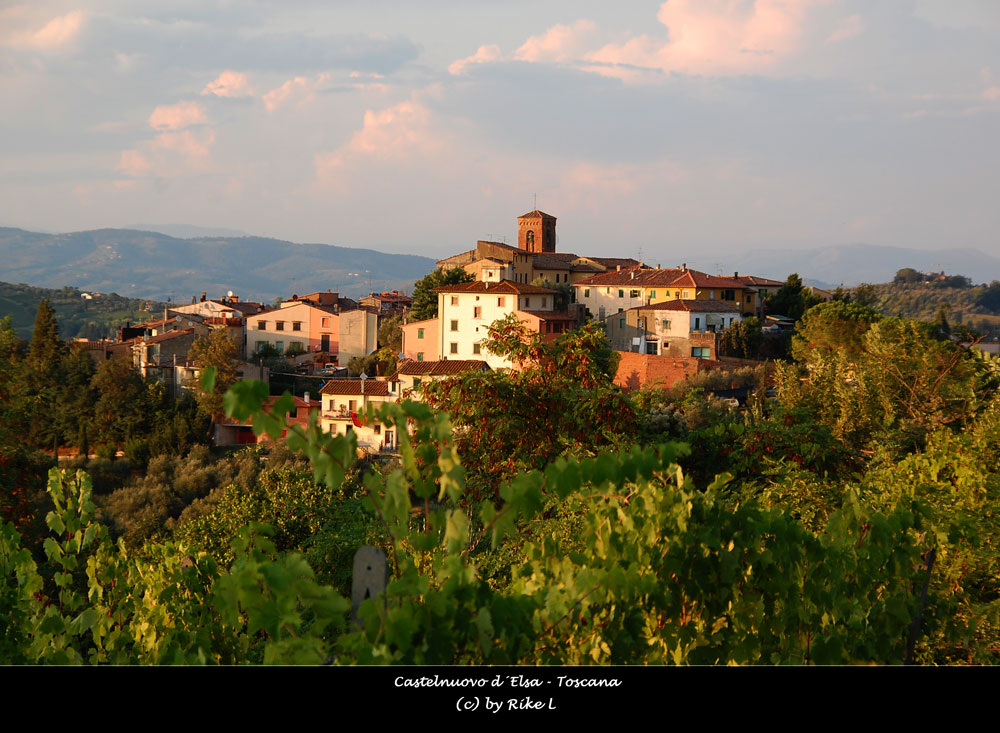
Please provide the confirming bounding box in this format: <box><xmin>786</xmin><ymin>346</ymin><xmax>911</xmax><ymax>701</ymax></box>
<box><xmin>525</xmin><ymin>231</ymin><xmax>535</xmax><ymax>249</ymax></box>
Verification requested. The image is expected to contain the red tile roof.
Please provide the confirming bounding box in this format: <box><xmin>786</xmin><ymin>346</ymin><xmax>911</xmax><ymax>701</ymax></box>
<box><xmin>389</xmin><ymin>359</ymin><xmax>491</xmax><ymax>380</ymax></box>
<box><xmin>574</xmin><ymin>266</ymin><xmax>746</xmax><ymax>290</ymax></box>
<box><xmin>518</xmin><ymin>310</ymin><xmax>575</xmax><ymax>320</ymax></box>
<box><xmin>434</xmin><ymin>280</ymin><xmax>556</xmax><ymax>295</ymax></box>
<box><xmin>519</xmin><ymin>210</ymin><xmax>556</xmax><ymax>219</ymax></box>
<box><xmin>636</xmin><ymin>300</ymin><xmax>740</xmax><ymax>313</ymax></box>
<box><xmin>319</xmin><ymin>379</ymin><xmax>392</xmax><ymax>396</ymax></box>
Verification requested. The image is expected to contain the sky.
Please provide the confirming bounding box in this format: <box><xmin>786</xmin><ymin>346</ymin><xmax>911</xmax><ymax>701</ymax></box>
<box><xmin>2</xmin><ymin>0</ymin><xmax>999</xmax><ymax>262</ymax></box>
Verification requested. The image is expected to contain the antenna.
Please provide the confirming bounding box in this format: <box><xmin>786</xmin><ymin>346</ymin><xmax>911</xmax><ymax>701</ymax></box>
<box><xmin>533</xmin><ymin>193</ymin><xmax>537</xmax><ymax>210</ymax></box>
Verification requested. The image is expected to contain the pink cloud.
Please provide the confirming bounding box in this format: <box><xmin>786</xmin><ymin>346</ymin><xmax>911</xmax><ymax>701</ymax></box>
<box><xmin>514</xmin><ymin>20</ymin><xmax>601</xmax><ymax>64</ymax></box>
<box><xmin>262</xmin><ymin>73</ymin><xmax>330</xmax><ymax>111</ymax></box>
<box><xmin>983</xmin><ymin>87</ymin><xmax>1000</xmax><ymax>102</ymax></box>
<box><xmin>201</xmin><ymin>70</ymin><xmax>254</xmax><ymax>98</ymax></box>
<box><xmin>4</xmin><ymin>10</ymin><xmax>85</xmax><ymax>50</ymax></box>
<box><xmin>116</xmin><ymin>129</ymin><xmax>215</xmax><ymax>178</ymax></box>
<box><xmin>449</xmin><ymin>44</ymin><xmax>502</xmax><ymax>76</ymax></box>
<box><xmin>117</xmin><ymin>149</ymin><xmax>151</xmax><ymax>177</ymax></box>
<box><xmin>502</xmin><ymin>1</ymin><xmax>830</xmax><ymax>80</ymax></box>
<box><xmin>148</xmin><ymin>101</ymin><xmax>206</xmax><ymax>131</ymax></box>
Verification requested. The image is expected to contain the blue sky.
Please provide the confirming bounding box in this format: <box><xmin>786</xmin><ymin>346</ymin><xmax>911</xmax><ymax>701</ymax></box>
<box><xmin>2</xmin><ymin>1</ymin><xmax>999</xmax><ymax>262</ymax></box>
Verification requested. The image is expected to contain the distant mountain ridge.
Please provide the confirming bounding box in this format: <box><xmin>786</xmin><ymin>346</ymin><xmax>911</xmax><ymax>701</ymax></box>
<box><xmin>688</xmin><ymin>244</ymin><xmax>1000</xmax><ymax>289</ymax></box>
<box><xmin>0</xmin><ymin>227</ymin><xmax>437</xmax><ymax>303</ymax></box>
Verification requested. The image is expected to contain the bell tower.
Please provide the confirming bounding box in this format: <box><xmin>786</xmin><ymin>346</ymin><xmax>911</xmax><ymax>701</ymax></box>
<box><xmin>517</xmin><ymin>210</ymin><xmax>556</xmax><ymax>253</ymax></box>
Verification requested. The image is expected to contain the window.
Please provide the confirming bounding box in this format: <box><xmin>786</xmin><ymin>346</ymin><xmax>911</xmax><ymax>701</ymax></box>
<box><xmin>450</xmin><ymin>320</ymin><xmax>458</xmax><ymax>331</ymax></box>
<box><xmin>541</xmin><ymin>298</ymin><xmax>547</xmax><ymax>308</ymax></box>
<box><xmin>290</xmin><ymin>341</ymin><xmax>303</xmax><ymax>352</ymax></box>
<box><xmin>255</xmin><ymin>341</ymin><xmax>266</xmax><ymax>352</ymax></box>
<box><xmin>722</xmin><ymin>289</ymin><xmax>735</xmax><ymax>301</ymax></box>
<box><xmin>710</xmin><ymin>290</ymin><xmax>716</xmax><ymax>299</ymax></box>
<box><xmin>674</xmin><ymin>291</ymin><xmax>680</xmax><ymax>298</ymax></box>
<box><xmin>619</xmin><ymin>318</ymin><xmax>625</xmax><ymax>328</ymax></box>
<box><xmin>374</xmin><ymin>425</ymin><xmax>381</xmax><ymax>435</ymax></box>
<box><xmin>276</xmin><ymin>321</ymin><xmax>285</xmax><ymax>331</ymax></box>
<box><xmin>682</xmin><ymin>290</ymin><xmax>690</xmax><ymax>299</ymax></box>
<box><xmin>417</xmin><ymin>328</ymin><xmax>424</xmax><ymax>339</ymax></box>
<box><xmin>292</xmin><ymin>321</ymin><xmax>302</xmax><ymax>331</ymax></box>
<box><xmin>256</xmin><ymin>321</ymin><xmax>266</xmax><ymax>330</ymax></box>
<box><xmin>650</xmin><ymin>290</ymin><xmax>656</xmax><ymax>299</ymax></box>
<box><xmin>473</xmin><ymin>306</ymin><xmax>482</xmax><ymax>319</ymax></box>
<box><xmin>349</xmin><ymin>399</ymin><xmax>357</xmax><ymax>411</ymax></box>
<box><xmin>321</xmin><ymin>317</ymin><xmax>330</xmax><ymax>328</ymax></box>
<box><xmin>662</xmin><ymin>320</ymin><xmax>671</xmax><ymax>331</ymax></box>
<box><xmin>497</xmin><ymin>297</ymin><xmax>505</xmax><ymax>307</ymax></box>
<box><xmin>275</xmin><ymin>341</ymin><xmax>284</xmax><ymax>353</ymax></box>
<box><xmin>630</xmin><ymin>289</ymin><xmax>640</xmax><ymax>298</ymax></box>
<box><xmin>584</xmin><ymin>288</ymin><xmax>590</xmax><ymax>298</ymax></box>
<box><xmin>450</xmin><ymin>342</ymin><xmax>458</xmax><ymax>354</ymax></box>
<box><xmin>450</xmin><ymin>296</ymin><xmax>459</xmax><ymax>306</ymax></box>
<box><xmin>692</xmin><ymin>347</ymin><xmax>711</xmax><ymax>359</ymax></box>
<box><xmin>472</xmin><ymin>342</ymin><xmax>481</xmax><ymax>355</ymax></box>
<box><xmin>694</xmin><ymin>317</ymin><xmax>701</xmax><ymax>331</ymax></box>
<box><xmin>524</xmin><ymin>297</ymin><xmax>531</xmax><ymax>308</ymax></box>
<box><xmin>618</xmin><ymin>289</ymin><xmax>624</xmax><ymax>298</ymax></box>
<box><xmin>417</xmin><ymin>352</ymin><xmax>424</xmax><ymax>361</ymax></box>
<box><xmin>413</xmin><ymin>378</ymin><xmax>422</xmax><ymax>387</ymax></box>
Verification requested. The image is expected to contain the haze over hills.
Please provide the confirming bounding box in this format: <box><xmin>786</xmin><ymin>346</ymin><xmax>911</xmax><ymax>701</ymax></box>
<box><xmin>0</xmin><ymin>227</ymin><xmax>437</xmax><ymax>303</ymax></box>
<box><xmin>687</xmin><ymin>244</ymin><xmax>1000</xmax><ymax>289</ymax></box>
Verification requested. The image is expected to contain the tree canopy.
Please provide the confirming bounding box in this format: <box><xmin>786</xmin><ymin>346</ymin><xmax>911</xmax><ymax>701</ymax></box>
<box><xmin>410</xmin><ymin>267</ymin><xmax>473</xmax><ymax>321</ymax></box>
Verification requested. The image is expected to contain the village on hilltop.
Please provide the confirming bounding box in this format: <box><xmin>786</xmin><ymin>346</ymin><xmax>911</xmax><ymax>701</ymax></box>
<box><xmin>69</xmin><ymin>209</ymin><xmax>800</xmax><ymax>454</ymax></box>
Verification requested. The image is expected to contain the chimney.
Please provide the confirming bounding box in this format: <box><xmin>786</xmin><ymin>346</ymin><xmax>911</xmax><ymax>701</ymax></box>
<box><xmin>304</xmin><ymin>391</ymin><xmax>310</xmax><ymax>404</ymax></box>
<box><xmin>734</xmin><ymin>271</ymin><xmax>739</xmax><ymax>278</ymax></box>
<box><xmin>682</xmin><ymin>263</ymin><xmax>687</xmax><ymax>271</ymax></box>
<box><xmin>630</xmin><ymin>271</ymin><xmax>635</xmax><ymax>280</ymax></box>
<box><xmin>200</xmin><ymin>292</ymin><xmax>207</xmax><ymax>302</ymax></box>
<box><xmin>616</xmin><ymin>265</ymin><xmax>621</xmax><ymax>271</ymax></box>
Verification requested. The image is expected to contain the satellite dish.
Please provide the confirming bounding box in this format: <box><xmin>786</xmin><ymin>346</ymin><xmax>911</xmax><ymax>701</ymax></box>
<box><xmin>227</xmin><ymin>290</ymin><xmax>234</xmax><ymax>297</ymax></box>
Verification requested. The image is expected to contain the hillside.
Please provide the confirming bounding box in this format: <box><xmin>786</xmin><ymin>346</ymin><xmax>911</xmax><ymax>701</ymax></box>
<box><xmin>868</xmin><ymin>280</ymin><xmax>1000</xmax><ymax>337</ymax></box>
<box><xmin>0</xmin><ymin>227</ymin><xmax>437</xmax><ymax>303</ymax></box>
<box><xmin>692</xmin><ymin>244</ymin><xmax>1000</xmax><ymax>289</ymax></box>
<box><xmin>0</xmin><ymin>281</ymin><xmax>165</xmax><ymax>340</ymax></box>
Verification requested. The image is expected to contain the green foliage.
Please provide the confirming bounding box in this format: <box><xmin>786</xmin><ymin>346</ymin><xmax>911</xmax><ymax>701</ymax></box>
<box><xmin>791</xmin><ymin>301</ymin><xmax>881</xmax><ymax>361</ymax></box>
<box><xmin>410</xmin><ymin>267</ymin><xmax>473</xmax><ymax>321</ymax></box>
<box><xmin>190</xmin><ymin>330</ymin><xmax>241</xmax><ymax>416</ymax></box>
<box><xmin>766</xmin><ymin>273</ymin><xmax>822</xmax><ymax>322</ymax></box>
<box><xmin>717</xmin><ymin>316</ymin><xmax>763</xmax><ymax>358</ymax></box>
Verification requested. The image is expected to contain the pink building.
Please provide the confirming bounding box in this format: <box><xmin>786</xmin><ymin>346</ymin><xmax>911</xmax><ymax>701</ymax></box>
<box><xmin>245</xmin><ymin>302</ymin><xmax>339</xmax><ymax>358</ymax></box>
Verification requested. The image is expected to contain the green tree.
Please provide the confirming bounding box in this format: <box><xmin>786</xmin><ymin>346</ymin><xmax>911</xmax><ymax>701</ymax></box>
<box><xmin>410</xmin><ymin>267</ymin><xmax>473</xmax><ymax>321</ymax></box>
<box><xmin>766</xmin><ymin>274</ymin><xmax>822</xmax><ymax>322</ymax></box>
<box><xmin>377</xmin><ymin>313</ymin><xmax>404</xmax><ymax>354</ymax></box>
<box><xmin>91</xmin><ymin>356</ymin><xmax>153</xmax><ymax>447</ymax></box>
<box><xmin>791</xmin><ymin>301</ymin><xmax>881</xmax><ymax>361</ymax></box>
<box><xmin>718</xmin><ymin>316</ymin><xmax>763</xmax><ymax>358</ymax></box>
<box><xmin>190</xmin><ymin>329</ymin><xmax>241</xmax><ymax>416</ymax></box>
<box><xmin>894</xmin><ymin>268</ymin><xmax>926</xmax><ymax>284</ymax></box>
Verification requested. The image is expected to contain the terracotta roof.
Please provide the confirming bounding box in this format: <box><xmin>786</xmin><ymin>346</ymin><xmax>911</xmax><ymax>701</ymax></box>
<box><xmin>735</xmin><ymin>274</ymin><xmax>784</xmax><ymax>286</ymax></box>
<box><xmin>387</xmin><ymin>359</ymin><xmax>491</xmax><ymax>381</ymax></box>
<box><xmin>574</xmin><ymin>267</ymin><xmax>746</xmax><ymax>290</ymax></box>
<box><xmin>434</xmin><ymin>280</ymin><xmax>556</xmax><ymax>295</ymax></box>
<box><xmin>319</xmin><ymin>379</ymin><xmax>392</xmax><ymax>396</ymax></box>
<box><xmin>519</xmin><ymin>210</ymin><xmax>556</xmax><ymax>219</ymax></box>
<box><xmin>574</xmin><ymin>267</ymin><xmax>685</xmax><ymax>287</ymax></box>
<box><xmin>142</xmin><ymin>328</ymin><xmax>197</xmax><ymax>344</ymax></box>
<box><xmin>668</xmin><ymin>270</ymin><xmax>746</xmax><ymax>289</ymax></box>
<box><xmin>636</xmin><ymin>300</ymin><xmax>740</xmax><ymax>313</ymax></box>
<box><xmin>582</xmin><ymin>257</ymin><xmax>643</xmax><ymax>270</ymax></box>
<box><xmin>531</xmin><ymin>254</ymin><xmax>601</xmax><ymax>272</ymax></box>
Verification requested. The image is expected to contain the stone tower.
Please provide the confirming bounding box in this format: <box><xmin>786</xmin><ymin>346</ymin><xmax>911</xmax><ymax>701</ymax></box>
<box><xmin>517</xmin><ymin>210</ymin><xmax>556</xmax><ymax>253</ymax></box>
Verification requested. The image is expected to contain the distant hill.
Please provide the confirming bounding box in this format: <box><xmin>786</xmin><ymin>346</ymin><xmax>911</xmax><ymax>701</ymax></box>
<box><xmin>689</xmin><ymin>244</ymin><xmax>1000</xmax><ymax>289</ymax></box>
<box><xmin>0</xmin><ymin>281</ymin><xmax>165</xmax><ymax>340</ymax></box>
<box><xmin>0</xmin><ymin>227</ymin><xmax>438</xmax><ymax>303</ymax></box>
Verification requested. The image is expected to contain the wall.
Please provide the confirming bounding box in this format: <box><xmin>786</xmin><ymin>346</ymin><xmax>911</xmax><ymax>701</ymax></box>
<box><xmin>613</xmin><ymin>351</ymin><xmax>720</xmax><ymax>391</ymax></box>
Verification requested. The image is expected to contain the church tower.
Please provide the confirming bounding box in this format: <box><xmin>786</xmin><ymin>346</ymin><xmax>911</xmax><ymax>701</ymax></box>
<box><xmin>517</xmin><ymin>210</ymin><xmax>556</xmax><ymax>253</ymax></box>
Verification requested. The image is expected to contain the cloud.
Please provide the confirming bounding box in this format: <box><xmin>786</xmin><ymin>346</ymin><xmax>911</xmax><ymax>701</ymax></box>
<box><xmin>118</xmin><ymin>128</ymin><xmax>215</xmax><ymax>179</ymax></box>
<box><xmin>4</xmin><ymin>10</ymin><xmax>86</xmax><ymax>50</ymax></box>
<box><xmin>983</xmin><ymin>87</ymin><xmax>1000</xmax><ymax>102</ymax></box>
<box><xmin>201</xmin><ymin>70</ymin><xmax>254</xmax><ymax>98</ymax></box>
<box><xmin>827</xmin><ymin>14</ymin><xmax>865</xmax><ymax>43</ymax></box>
<box><xmin>514</xmin><ymin>20</ymin><xmax>603</xmax><ymax>64</ymax></box>
<box><xmin>148</xmin><ymin>101</ymin><xmax>207</xmax><ymax>131</ymax></box>
<box><xmin>262</xmin><ymin>73</ymin><xmax>331</xmax><ymax>111</ymax></box>
<box><xmin>449</xmin><ymin>45</ymin><xmax>502</xmax><ymax>76</ymax></box>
